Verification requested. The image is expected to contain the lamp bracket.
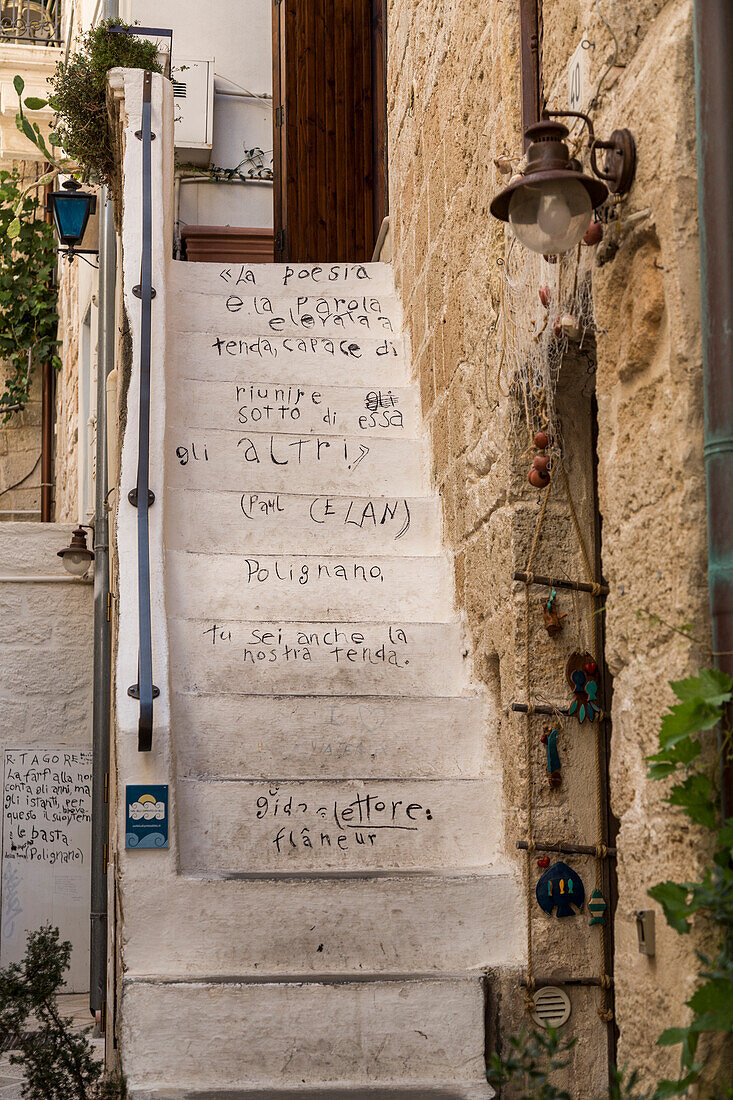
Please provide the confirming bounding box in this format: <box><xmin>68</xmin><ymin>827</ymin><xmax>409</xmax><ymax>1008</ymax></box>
<box><xmin>128</xmin><ymin>488</ymin><xmax>156</xmax><ymax>508</ymax></box>
<box><xmin>544</xmin><ymin>109</ymin><xmax>636</xmax><ymax>195</ymax></box>
<box><xmin>127</xmin><ymin>684</ymin><xmax>160</xmax><ymax>700</ymax></box>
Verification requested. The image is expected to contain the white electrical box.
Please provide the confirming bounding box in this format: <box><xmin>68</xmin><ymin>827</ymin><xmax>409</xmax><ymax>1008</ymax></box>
<box><xmin>172</xmin><ymin>59</ymin><xmax>214</xmax><ymax>166</ymax></box>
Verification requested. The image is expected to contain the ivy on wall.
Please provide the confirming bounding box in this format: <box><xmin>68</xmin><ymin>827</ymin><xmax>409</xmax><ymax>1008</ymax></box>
<box><xmin>0</xmin><ymin>172</ymin><xmax>60</xmax><ymax>421</ymax></box>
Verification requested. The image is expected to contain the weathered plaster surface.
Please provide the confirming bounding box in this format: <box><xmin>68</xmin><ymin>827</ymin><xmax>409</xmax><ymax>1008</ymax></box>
<box><xmin>387</xmin><ymin>0</ymin><xmax>708</xmax><ymax>1087</ymax></box>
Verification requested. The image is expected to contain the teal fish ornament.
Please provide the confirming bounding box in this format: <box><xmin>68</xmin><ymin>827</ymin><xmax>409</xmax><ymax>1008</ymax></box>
<box><xmin>588</xmin><ymin>888</ymin><xmax>607</xmax><ymax>927</ymax></box>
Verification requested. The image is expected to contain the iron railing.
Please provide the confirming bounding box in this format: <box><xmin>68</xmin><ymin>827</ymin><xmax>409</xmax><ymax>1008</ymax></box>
<box><xmin>127</xmin><ymin>70</ymin><xmax>157</xmax><ymax>752</ymax></box>
<box><xmin>0</xmin><ymin>1</ymin><xmax>61</xmax><ymax>44</ymax></box>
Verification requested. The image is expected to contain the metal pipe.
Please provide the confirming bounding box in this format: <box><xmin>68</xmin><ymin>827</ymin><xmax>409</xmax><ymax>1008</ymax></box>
<box><xmin>42</xmin><ymin>179</ymin><xmax>55</xmax><ymax>522</ymax></box>
<box><xmin>0</xmin><ymin>574</ymin><xmax>92</xmax><ymax>584</ymax></box>
<box><xmin>694</xmin><ymin>1</ymin><xmax>733</xmax><ymax>821</ymax></box>
<box><xmin>89</xmin><ymin>184</ymin><xmax>115</xmax><ymax>1019</ymax></box>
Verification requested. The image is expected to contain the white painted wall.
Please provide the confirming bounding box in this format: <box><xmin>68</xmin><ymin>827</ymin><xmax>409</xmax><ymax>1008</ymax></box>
<box><xmin>121</xmin><ymin>0</ymin><xmax>273</xmax><ymax>231</ymax></box>
<box><xmin>0</xmin><ymin>524</ymin><xmax>93</xmax><ymax>991</ymax></box>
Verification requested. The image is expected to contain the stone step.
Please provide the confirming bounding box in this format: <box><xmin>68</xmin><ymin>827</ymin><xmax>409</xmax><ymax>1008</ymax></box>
<box><xmin>170</xmin><ymin>290</ymin><xmax>400</xmax><ymax>341</ymax></box>
<box><xmin>170</xmin><ymin>258</ymin><xmax>396</xmax><ymax>296</ymax></box>
<box><xmin>164</xmin><ymin>489</ymin><xmax>442</xmax><ymax>556</ymax></box>
<box><xmin>120</xmin><ymin>870</ymin><xmax>521</xmax><ymax>979</ymax></box>
<box><xmin>121</xmin><ymin>975</ymin><xmax>490</xmax><ymax>1094</ymax></box>
<box><xmin>168</xmin><ymin>619</ymin><xmax>473</xmax><ymax>697</ymax></box>
<box><xmin>165</xmin><ymin>429</ymin><xmax>426</xmax><ymax>497</ymax></box>
<box><xmin>177</xmin><ymin>778</ymin><xmax>500</xmax><ymax>874</ymax></box>
<box><xmin>170</xmin><ymin>377</ymin><xmax>420</xmax><ymax>438</ymax></box>
<box><xmin>167</xmin><ymin>331</ymin><xmax>409</xmax><ymax>387</ymax></box>
<box><xmin>173</xmin><ymin>693</ymin><xmax>489</xmax><ymax>779</ymax></box>
<box><xmin>131</xmin><ymin>1086</ymin><xmax>493</xmax><ymax>1099</ymax></box>
<box><xmin>165</xmin><ymin>551</ymin><xmax>454</xmax><ymax>622</ymax></box>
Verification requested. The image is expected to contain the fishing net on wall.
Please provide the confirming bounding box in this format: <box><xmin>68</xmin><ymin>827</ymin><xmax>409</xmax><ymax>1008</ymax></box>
<box><xmin>496</xmin><ymin>235</ymin><xmax>597</xmax><ymax>457</ymax></box>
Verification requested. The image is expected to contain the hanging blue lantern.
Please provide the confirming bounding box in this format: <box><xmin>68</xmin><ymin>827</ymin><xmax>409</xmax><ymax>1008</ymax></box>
<box><xmin>46</xmin><ymin>179</ymin><xmax>97</xmax><ymax>260</ymax></box>
<box><xmin>536</xmin><ymin>860</ymin><xmax>585</xmax><ymax>918</ymax></box>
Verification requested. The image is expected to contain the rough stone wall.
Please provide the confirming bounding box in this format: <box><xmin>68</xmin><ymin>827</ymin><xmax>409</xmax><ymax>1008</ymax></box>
<box><xmin>54</xmin><ymin>260</ymin><xmax>81</xmax><ymax>523</ymax></box>
<box><xmin>387</xmin><ymin>0</ymin><xmax>707</xmax><ymax>1088</ymax></box>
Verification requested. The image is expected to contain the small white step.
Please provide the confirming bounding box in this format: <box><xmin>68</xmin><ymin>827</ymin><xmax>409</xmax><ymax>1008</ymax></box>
<box><xmin>165</xmin><ymin>551</ymin><xmax>454</xmax><ymax>622</ymax></box>
<box><xmin>167</xmin><ymin>331</ymin><xmax>409</xmax><ymax>387</ymax></box>
<box><xmin>171</xmin><ymin>291</ymin><xmax>400</xmax><ymax>340</ymax></box>
<box><xmin>120</xmin><ymin>871</ymin><xmax>522</xmax><ymax>979</ymax></box>
<box><xmin>170</xmin><ymin>377</ymin><xmax>420</xmax><ymax>438</ymax></box>
<box><xmin>171</xmin><ymin>258</ymin><xmax>396</xmax><ymax>296</ymax></box>
<box><xmin>164</xmin><ymin>428</ymin><xmax>426</xmax><ymax>497</ymax></box>
<box><xmin>121</xmin><ymin>976</ymin><xmax>490</xmax><ymax>1093</ymax></box>
<box><xmin>164</xmin><ymin>489</ymin><xmax>442</xmax><ymax>556</ymax></box>
<box><xmin>173</xmin><ymin>693</ymin><xmax>489</xmax><ymax>779</ymax></box>
<box><xmin>131</xmin><ymin>1086</ymin><xmax>493</xmax><ymax>1099</ymax></box>
<box><xmin>177</xmin><ymin>777</ymin><xmax>500</xmax><ymax>874</ymax></box>
<box><xmin>168</xmin><ymin>618</ymin><xmax>473</xmax><ymax>697</ymax></box>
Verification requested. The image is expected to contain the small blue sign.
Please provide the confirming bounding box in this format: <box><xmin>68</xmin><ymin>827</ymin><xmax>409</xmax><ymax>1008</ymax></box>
<box><xmin>125</xmin><ymin>784</ymin><xmax>169</xmax><ymax>849</ymax></box>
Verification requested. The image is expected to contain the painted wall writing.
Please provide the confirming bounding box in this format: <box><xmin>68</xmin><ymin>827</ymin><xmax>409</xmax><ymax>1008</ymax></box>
<box><xmin>1</xmin><ymin>748</ymin><xmax>92</xmax><ymax>991</ymax></box>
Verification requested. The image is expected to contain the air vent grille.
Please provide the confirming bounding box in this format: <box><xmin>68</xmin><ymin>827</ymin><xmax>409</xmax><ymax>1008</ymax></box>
<box><xmin>171</xmin><ymin>80</ymin><xmax>187</xmax><ymax>98</ymax></box>
<box><xmin>531</xmin><ymin>986</ymin><xmax>572</xmax><ymax>1029</ymax></box>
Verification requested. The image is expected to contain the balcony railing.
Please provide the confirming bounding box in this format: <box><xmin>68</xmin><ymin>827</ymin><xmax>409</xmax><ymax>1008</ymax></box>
<box><xmin>0</xmin><ymin>1</ymin><xmax>61</xmax><ymax>45</ymax></box>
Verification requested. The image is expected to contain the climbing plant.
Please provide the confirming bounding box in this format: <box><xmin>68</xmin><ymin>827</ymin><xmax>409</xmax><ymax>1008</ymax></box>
<box><xmin>0</xmin><ymin>171</ymin><xmax>60</xmax><ymax>421</ymax></box>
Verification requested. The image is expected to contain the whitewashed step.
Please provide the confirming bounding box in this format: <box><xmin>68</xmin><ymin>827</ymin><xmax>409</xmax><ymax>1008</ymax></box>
<box><xmin>173</xmin><ymin>693</ymin><xmax>489</xmax><ymax>779</ymax></box>
<box><xmin>166</xmin><ymin>551</ymin><xmax>454</xmax><ymax>622</ymax></box>
<box><xmin>171</xmin><ymin>290</ymin><xmax>400</xmax><ymax>341</ymax></box>
<box><xmin>165</xmin><ymin>489</ymin><xmax>441</xmax><ymax>556</ymax></box>
<box><xmin>171</xmin><ymin>258</ymin><xmax>396</xmax><ymax>296</ymax></box>
<box><xmin>168</xmin><ymin>619</ymin><xmax>472</xmax><ymax>697</ymax></box>
<box><xmin>168</xmin><ymin>331</ymin><xmax>409</xmax><ymax>387</ymax></box>
<box><xmin>165</xmin><ymin>429</ymin><xmax>426</xmax><ymax>497</ymax></box>
<box><xmin>177</xmin><ymin>777</ymin><xmax>500</xmax><ymax>874</ymax></box>
<box><xmin>121</xmin><ymin>976</ymin><xmax>489</xmax><ymax>1093</ymax></box>
<box><xmin>171</xmin><ymin>377</ymin><xmax>420</xmax><ymax>438</ymax></box>
<box><xmin>120</xmin><ymin>871</ymin><xmax>522</xmax><ymax>978</ymax></box>
<box><xmin>131</xmin><ymin>1086</ymin><xmax>492</xmax><ymax>1099</ymax></box>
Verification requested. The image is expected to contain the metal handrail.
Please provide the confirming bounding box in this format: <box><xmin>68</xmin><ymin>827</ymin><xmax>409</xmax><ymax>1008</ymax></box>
<box><xmin>127</xmin><ymin>69</ymin><xmax>158</xmax><ymax>752</ymax></box>
<box><xmin>0</xmin><ymin>0</ymin><xmax>61</xmax><ymax>44</ymax></box>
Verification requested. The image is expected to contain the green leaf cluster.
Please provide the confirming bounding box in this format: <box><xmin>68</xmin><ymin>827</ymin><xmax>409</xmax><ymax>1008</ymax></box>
<box><xmin>0</xmin><ymin>170</ymin><xmax>60</xmax><ymax>419</ymax></box>
<box><xmin>0</xmin><ymin>924</ymin><xmax>126</xmax><ymax>1099</ymax></box>
<box><xmin>645</xmin><ymin>668</ymin><xmax>733</xmax><ymax>1092</ymax></box>
<box><xmin>14</xmin><ymin>20</ymin><xmax>161</xmax><ymax>186</ymax></box>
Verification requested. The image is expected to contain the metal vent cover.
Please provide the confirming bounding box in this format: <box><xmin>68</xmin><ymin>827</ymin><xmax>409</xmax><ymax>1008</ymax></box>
<box><xmin>171</xmin><ymin>79</ymin><xmax>187</xmax><ymax>98</ymax></box>
<box><xmin>532</xmin><ymin>985</ymin><xmax>572</xmax><ymax>1029</ymax></box>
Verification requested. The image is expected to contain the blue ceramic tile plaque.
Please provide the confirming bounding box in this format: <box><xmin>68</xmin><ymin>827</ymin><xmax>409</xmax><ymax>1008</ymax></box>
<box><xmin>125</xmin><ymin>784</ymin><xmax>169</xmax><ymax>849</ymax></box>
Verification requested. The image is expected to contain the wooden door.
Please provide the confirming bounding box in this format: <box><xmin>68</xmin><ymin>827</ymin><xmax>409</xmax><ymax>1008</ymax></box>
<box><xmin>272</xmin><ymin>0</ymin><xmax>387</xmax><ymax>263</ymax></box>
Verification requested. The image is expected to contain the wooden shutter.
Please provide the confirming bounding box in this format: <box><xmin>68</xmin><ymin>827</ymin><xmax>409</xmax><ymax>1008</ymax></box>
<box><xmin>272</xmin><ymin>0</ymin><xmax>386</xmax><ymax>263</ymax></box>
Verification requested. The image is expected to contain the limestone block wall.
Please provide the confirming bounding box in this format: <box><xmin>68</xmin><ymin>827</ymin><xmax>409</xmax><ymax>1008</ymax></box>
<box><xmin>387</xmin><ymin>0</ymin><xmax>707</xmax><ymax>1087</ymax></box>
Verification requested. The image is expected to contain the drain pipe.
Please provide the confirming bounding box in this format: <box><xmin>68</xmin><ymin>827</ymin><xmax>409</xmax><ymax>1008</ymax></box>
<box><xmin>694</xmin><ymin>1</ymin><xmax>733</xmax><ymax>821</ymax></box>
<box><xmin>89</xmin><ymin>185</ymin><xmax>115</xmax><ymax>1021</ymax></box>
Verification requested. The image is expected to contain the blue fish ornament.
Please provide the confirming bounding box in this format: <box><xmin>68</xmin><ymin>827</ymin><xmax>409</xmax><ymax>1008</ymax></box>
<box><xmin>536</xmin><ymin>861</ymin><xmax>586</xmax><ymax>918</ymax></box>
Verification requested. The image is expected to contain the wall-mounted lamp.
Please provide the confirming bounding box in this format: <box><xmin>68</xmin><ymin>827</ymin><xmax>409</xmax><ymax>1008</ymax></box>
<box><xmin>57</xmin><ymin>526</ymin><xmax>95</xmax><ymax>576</ymax></box>
<box><xmin>46</xmin><ymin>179</ymin><xmax>98</xmax><ymax>261</ymax></box>
<box><xmin>490</xmin><ymin>113</ymin><xmax>636</xmax><ymax>254</ymax></box>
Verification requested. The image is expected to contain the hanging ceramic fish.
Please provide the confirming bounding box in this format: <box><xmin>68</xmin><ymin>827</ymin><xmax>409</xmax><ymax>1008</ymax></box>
<box><xmin>540</xmin><ymin>725</ymin><xmax>562</xmax><ymax>788</ymax></box>
<box><xmin>566</xmin><ymin>653</ymin><xmax>602</xmax><ymax>723</ymax></box>
<box><xmin>542</xmin><ymin>588</ymin><xmax>567</xmax><ymax>637</ymax></box>
<box><xmin>588</xmin><ymin>888</ymin><xmax>607</xmax><ymax>927</ymax></box>
<box><xmin>536</xmin><ymin>861</ymin><xmax>585</xmax><ymax>918</ymax></box>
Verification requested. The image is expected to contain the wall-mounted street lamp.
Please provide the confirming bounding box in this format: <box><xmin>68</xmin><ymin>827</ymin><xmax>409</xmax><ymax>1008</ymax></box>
<box><xmin>490</xmin><ymin>114</ymin><xmax>636</xmax><ymax>254</ymax></box>
<box><xmin>57</xmin><ymin>525</ymin><xmax>95</xmax><ymax>576</ymax></box>
<box><xmin>46</xmin><ymin>179</ymin><xmax>98</xmax><ymax>261</ymax></box>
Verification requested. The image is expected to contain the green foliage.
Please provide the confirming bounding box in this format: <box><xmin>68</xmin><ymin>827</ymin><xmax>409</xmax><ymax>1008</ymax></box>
<box><xmin>14</xmin><ymin>20</ymin><xmax>161</xmax><ymax>187</ymax></box>
<box><xmin>0</xmin><ymin>925</ymin><xmax>125</xmax><ymax>1100</ymax></box>
<box><xmin>645</xmin><ymin>668</ymin><xmax>733</xmax><ymax>1091</ymax></box>
<box><xmin>0</xmin><ymin>171</ymin><xmax>60</xmax><ymax>419</ymax></box>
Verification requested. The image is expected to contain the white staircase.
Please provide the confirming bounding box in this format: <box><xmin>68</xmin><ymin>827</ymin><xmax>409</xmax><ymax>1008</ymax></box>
<box><xmin>118</xmin><ymin>259</ymin><xmax>521</xmax><ymax>1098</ymax></box>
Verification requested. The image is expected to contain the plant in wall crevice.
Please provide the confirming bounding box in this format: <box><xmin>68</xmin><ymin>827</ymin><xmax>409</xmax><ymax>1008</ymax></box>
<box><xmin>0</xmin><ymin>170</ymin><xmax>60</xmax><ymax>421</ymax></box>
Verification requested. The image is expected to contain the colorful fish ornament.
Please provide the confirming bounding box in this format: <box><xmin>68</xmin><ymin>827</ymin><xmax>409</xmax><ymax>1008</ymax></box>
<box><xmin>566</xmin><ymin>652</ymin><xmax>602</xmax><ymax>723</ymax></box>
<box><xmin>540</xmin><ymin>725</ymin><xmax>562</xmax><ymax>788</ymax></box>
<box><xmin>536</xmin><ymin>860</ymin><xmax>585</xmax><ymax>918</ymax></box>
<box><xmin>588</xmin><ymin>888</ymin><xmax>607</xmax><ymax>927</ymax></box>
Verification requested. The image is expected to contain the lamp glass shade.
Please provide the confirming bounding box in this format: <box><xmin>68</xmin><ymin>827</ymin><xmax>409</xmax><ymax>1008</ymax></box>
<box><xmin>60</xmin><ymin>549</ymin><xmax>93</xmax><ymax>576</ymax></box>
<box><xmin>508</xmin><ymin>176</ymin><xmax>593</xmax><ymax>254</ymax></box>
<box><xmin>51</xmin><ymin>192</ymin><xmax>92</xmax><ymax>246</ymax></box>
